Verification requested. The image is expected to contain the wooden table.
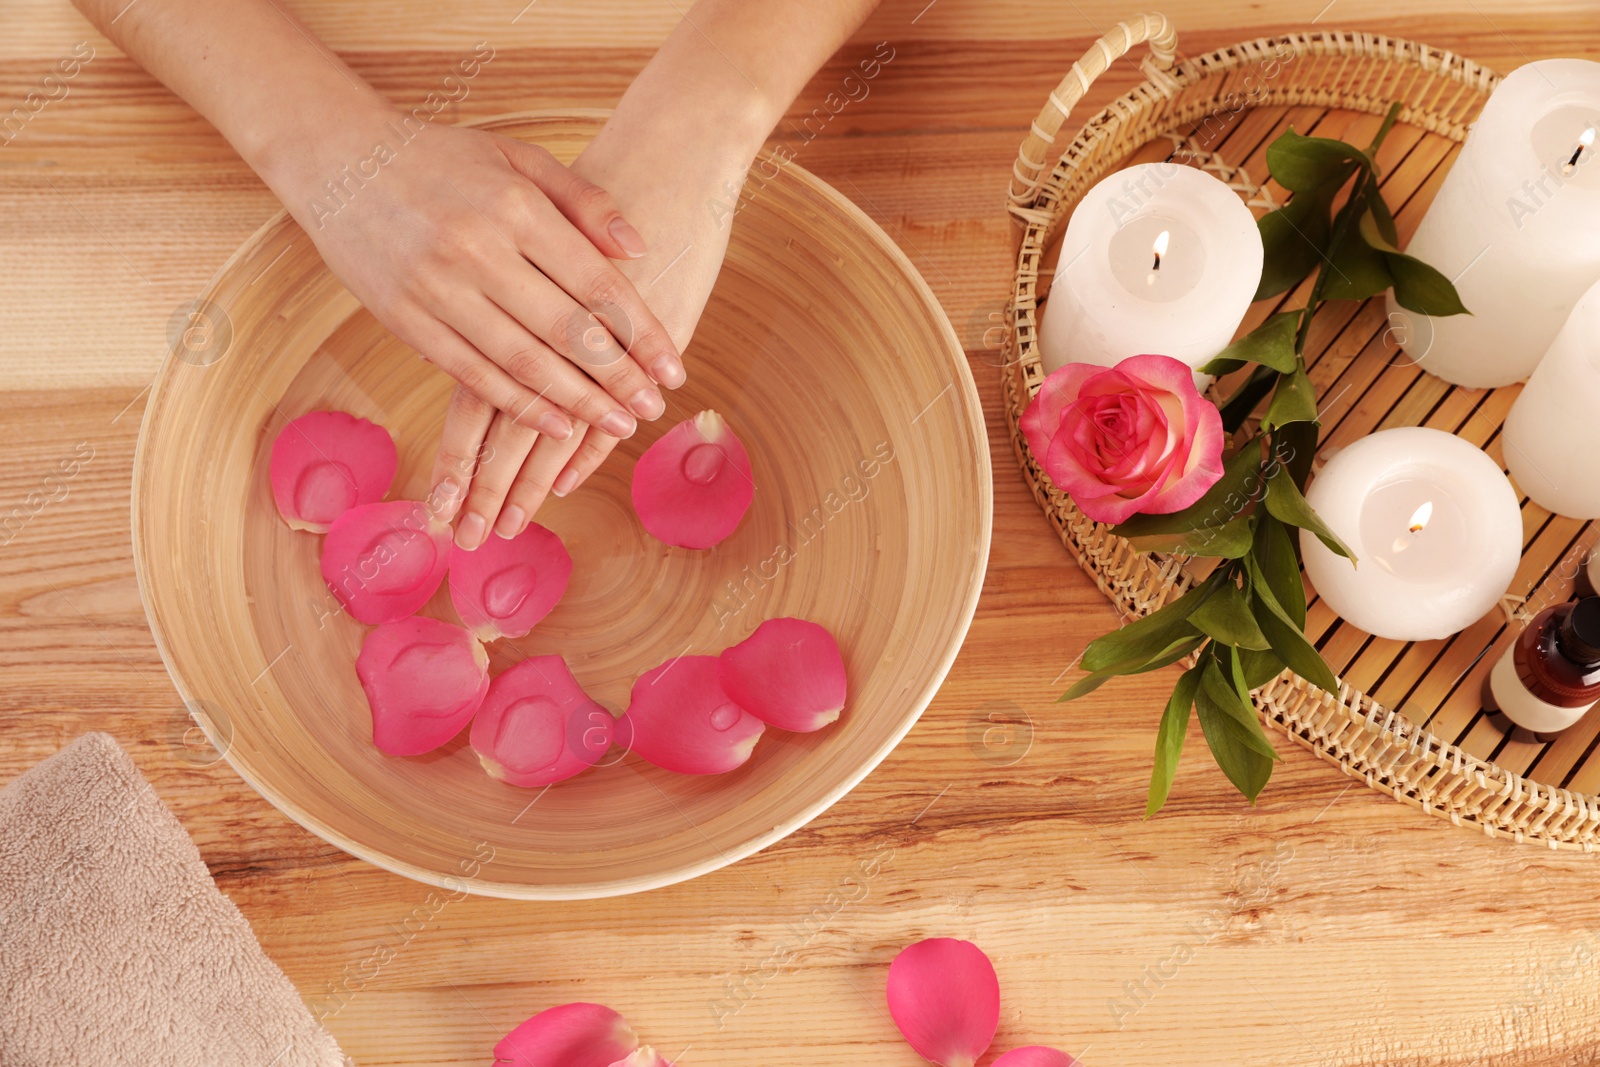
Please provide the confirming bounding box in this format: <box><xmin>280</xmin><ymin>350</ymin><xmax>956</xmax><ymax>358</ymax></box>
<box><xmin>4</xmin><ymin>2</ymin><xmax>1600</xmax><ymax>1064</ymax></box>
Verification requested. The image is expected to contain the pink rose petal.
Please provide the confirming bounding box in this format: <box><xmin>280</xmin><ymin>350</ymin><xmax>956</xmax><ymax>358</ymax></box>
<box><xmin>494</xmin><ymin>1003</ymin><xmax>640</xmax><ymax>1067</ymax></box>
<box><xmin>270</xmin><ymin>410</ymin><xmax>396</xmax><ymax>532</ymax></box>
<box><xmin>449</xmin><ymin>522</ymin><xmax>572</xmax><ymax>640</ymax></box>
<box><xmin>471</xmin><ymin>656</ymin><xmax>613</xmax><ymax>788</ymax></box>
<box><xmin>619</xmin><ymin>656</ymin><xmax>764</xmax><ymax>774</ymax></box>
<box><xmin>609</xmin><ymin>1049</ymin><xmax>673</xmax><ymax>1067</ymax></box>
<box><xmin>992</xmin><ymin>1048</ymin><xmax>1079</xmax><ymax>1067</ymax></box>
<box><xmin>322</xmin><ymin>500</ymin><xmax>452</xmax><ymax>624</ymax></box>
<box><xmin>356</xmin><ymin>616</ymin><xmax>489</xmax><ymax>756</ymax></box>
<box><xmin>886</xmin><ymin>938</ymin><xmax>1000</xmax><ymax>1067</ymax></box>
<box><xmin>718</xmin><ymin>618</ymin><xmax>847</xmax><ymax>732</ymax></box>
<box><xmin>631</xmin><ymin>410</ymin><xmax>754</xmax><ymax>549</ymax></box>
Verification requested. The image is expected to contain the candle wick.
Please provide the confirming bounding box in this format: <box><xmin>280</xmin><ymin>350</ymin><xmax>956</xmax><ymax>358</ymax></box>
<box><xmin>1151</xmin><ymin>251</ymin><xmax>1162</xmax><ymax>271</ymax></box>
<box><xmin>1565</xmin><ymin>129</ymin><xmax>1596</xmax><ymax>176</ymax></box>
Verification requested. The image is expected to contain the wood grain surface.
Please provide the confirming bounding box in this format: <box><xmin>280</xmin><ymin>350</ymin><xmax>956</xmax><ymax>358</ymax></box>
<box><xmin>4</xmin><ymin>2</ymin><xmax>1600</xmax><ymax>1065</ymax></box>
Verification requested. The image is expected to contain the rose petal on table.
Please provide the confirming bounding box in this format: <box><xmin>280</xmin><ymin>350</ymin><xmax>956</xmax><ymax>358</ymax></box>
<box><xmin>718</xmin><ymin>617</ymin><xmax>847</xmax><ymax>732</ymax></box>
<box><xmin>449</xmin><ymin>521</ymin><xmax>572</xmax><ymax>640</ymax></box>
<box><xmin>471</xmin><ymin>655</ymin><xmax>613</xmax><ymax>788</ymax></box>
<box><xmin>609</xmin><ymin>1047</ymin><xmax>673</xmax><ymax>1067</ymax></box>
<box><xmin>618</xmin><ymin>656</ymin><xmax>764</xmax><ymax>774</ymax></box>
<box><xmin>494</xmin><ymin>1002</ymin><xmax>640</xmax><ymax>1067</ymax></box>
<box><xmin>356</xmin><ymin>616</ymin><xmax>489</xmax><ymax>756</ymax></box>
<box><xmin>630</xmin><ymin>410</ymin><xmax>753</xmax><ymax>549</ymax></box>
<box><xmin>992</xmin><ymin>1047</ymin><xmax>1079</xmax><ymax>1067</ymax></box>
<box><xmin>322</xmin><ymin>499</ymin><xmax>452</xmax><ymax>624</ymax></box>
<box><xmin>886</xmin><ymin>938</ymin><xmax>1000</xmax><ymax>1067</ymax></box>
<box><xmin>270</xmin><ymin>410</ymin><xmax>396</xmax><ymax>532</ymax></box>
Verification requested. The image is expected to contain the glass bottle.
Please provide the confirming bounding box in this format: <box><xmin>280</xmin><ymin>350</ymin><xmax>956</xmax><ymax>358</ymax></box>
<box><xmin>1489</xmin><ymin>596</ymin><xmax>1600</xmax><ymax>736</ymax></box>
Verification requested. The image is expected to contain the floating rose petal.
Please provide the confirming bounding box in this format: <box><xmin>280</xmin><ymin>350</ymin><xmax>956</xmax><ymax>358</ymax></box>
<box><xmin>992</xmin><ymin>1048</ymin><xmax>1078</xmax><ymax>1067</ymax></box>
<box><xmin>494</xmin><ymin>1003</ymin><xmax>640</xmax><ymax>1067</ymax></box>
<box><xmin>886</xmin><ymin>939</ymin><xmax>1000</xmax><ymax>1067</ymax></box>
<box><xmin>471</xmin><ymin>656</ymin><xmax>614</xmax><ymax>788</ymax></box>
<box><xmin>322</xmin><ymin>500</ymin><xmax>452</xmax><ymax>624</ymax></box>
<box><xmin>270</xmin><ymin>410</ymin><xmax>396</xmax><ymax>532</ymax></box>
<box><xmin>718</xmin><ymin>617</ymin><xmax>847</xmax><ymax>732</ymax></box>
<box><xmin>618</xmin><ymin>656</ymin><xmax>764</xmax><ymax>774</ymax></box>
<box><xmin>356</xmin><ymin>616</ymin><xmax>489</xmax><ymax>756</ymax></box>
<box><xmin>631</xmin><ymin>410</ymin><xmax>753</xmax><ymax>549</ymax></box>
<box><xmin>450</xmin><ymin>522</ymin><xmax>572</xmax><ymax>640</ymax></box>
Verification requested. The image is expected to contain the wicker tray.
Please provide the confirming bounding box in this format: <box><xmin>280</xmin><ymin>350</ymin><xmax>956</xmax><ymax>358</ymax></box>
<box><xmin>1002</xmin><ymin>15</ymin><xmax>1600</xmax><ymax>849</ymax></box>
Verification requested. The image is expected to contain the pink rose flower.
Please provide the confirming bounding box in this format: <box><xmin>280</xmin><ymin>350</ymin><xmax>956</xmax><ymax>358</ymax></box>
<box><xmin>1021</xmin><ymin>354</ymin><xmax>1225</xmax><ymax>525</ymax></box>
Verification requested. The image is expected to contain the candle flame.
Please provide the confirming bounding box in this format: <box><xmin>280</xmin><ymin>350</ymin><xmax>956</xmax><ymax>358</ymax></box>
<box><xmin>1151</xmin><ymin>229</ymin><xmax>1170</xmax><ymax>267</ymax></box>
<box><xmin>1408</xmin><ymin>500</ymin><xmax>1433</xmax><ymax>533</ymax></box>
<box><xmin>1582</xmin><ymin>128</ymin><xmax>1597</xmax><ymax>149</ymax></box>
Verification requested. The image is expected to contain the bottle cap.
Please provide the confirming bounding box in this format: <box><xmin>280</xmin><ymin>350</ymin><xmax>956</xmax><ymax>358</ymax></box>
<box><xmin>1558</xmin><ymin>597</ymin><xmax>1600</xmax><ymax>666</ymax></box>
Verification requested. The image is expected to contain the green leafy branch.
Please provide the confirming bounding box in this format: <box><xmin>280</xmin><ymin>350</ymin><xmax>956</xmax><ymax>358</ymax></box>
<box><xmin>1062</xmin><ymin>104</ymin><xmax>1469</xmax><ymax>815</ymax></box>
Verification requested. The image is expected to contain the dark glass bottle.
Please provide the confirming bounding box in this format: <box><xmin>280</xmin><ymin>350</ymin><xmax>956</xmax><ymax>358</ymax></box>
<box><xmin>1489</xmin><ymin>597</ymin><xmax>1600</xmax><ymax>736</ymax></box>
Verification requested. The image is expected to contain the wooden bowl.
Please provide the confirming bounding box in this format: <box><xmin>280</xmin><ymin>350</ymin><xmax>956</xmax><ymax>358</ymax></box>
<box><xmin>132</xmin><ymin>111</ymin><xmax>990</xmax><ymax>898</ymax></box>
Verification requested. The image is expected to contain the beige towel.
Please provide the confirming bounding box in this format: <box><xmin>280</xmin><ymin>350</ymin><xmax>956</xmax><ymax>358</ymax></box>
<box><xmin>0</xmin><ymin>732</ymin><xmax>348</xmax><ymax>1067</ymax></box>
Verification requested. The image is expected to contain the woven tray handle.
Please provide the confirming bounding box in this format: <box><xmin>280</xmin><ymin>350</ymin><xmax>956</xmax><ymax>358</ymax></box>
<box><xmin>1007</xmin><ymin>13</ymin><xmax>1179</xmax><ymax>222</ymax></box>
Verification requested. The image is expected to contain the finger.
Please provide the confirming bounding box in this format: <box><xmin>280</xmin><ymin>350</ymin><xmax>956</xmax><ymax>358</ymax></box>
<box><xmin>400</xmin><ymin>314</ymin><xmax>576</xmax><ymax>439</ymax></box>
<box><xmin>501</xmin><ymin>428</ymin><xmax>586</xmax><ymax>532</ymax></box>
<box><xmin>446</xmin><ymin>293</ymin><xmax>641</xmax><ymax>439</ymax></box>
<box><xmin>458</xmin><ymin>414</ymin><xmax>539</xmax><ymax>549</ymax></box>
<box><xmin>516</xmin><ymin>194</ymin><xmax>687</xmax><ymax>392</ymax></box>
<box><xmin>551</xmin><ymin>427</ymin><xmax>621</xmax><ymax>499</ymax></box>
<box><xmin>430</xmin><ymin>384</ymin><xmax>495</xmax><ymax>522</ymax></box>
<box><xmin>481</xmin><ymin>259</ymin><xmax>667</xmax><ymax>426</ymax></box>
<box><xmin>494</xmin><ymin>137</ymin><xmax>647</xmax><ymax>260</ymax></box>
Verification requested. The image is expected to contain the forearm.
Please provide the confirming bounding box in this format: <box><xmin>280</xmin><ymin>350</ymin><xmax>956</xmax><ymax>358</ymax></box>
<box><xmin>71</xmin><ymin>0</ymin><xmax>392</xmax><ymax>205</ymax></box>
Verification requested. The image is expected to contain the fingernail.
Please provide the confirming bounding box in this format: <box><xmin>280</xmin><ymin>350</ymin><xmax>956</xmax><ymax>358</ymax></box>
<box><xmin>630</xmin><ymin>388</ymin><xmax>665</xmax><ymax>420</ymax></box>
<box><xmin>600</xmin><ymin>410</ymin><xmax>637</xmax><ymax>438</ymax></box>
<box><xmin>456</xmin><ymin>512</ymin><xmax>487</xmax><ymax>551</ymax></box>
<box><xmin>430</xmin><ymin>478</ymin><xmax>463</xmax><ymax>521</ymax></box>
<box><xmin>538</xmin><ymin>411</ymin><xmax>573</xmax><ymax>440</ymax></box>
<box><xmin>552</xmin><ymin>469</ymin><xmax>580</xmax><ymax>497</ymax></box>
<box><xmin>608</xmin><ymin>217</ymin><xmax>647</xmax><ymax>259</ymax></box>
<box><xmin>495</xmin><ymin>504</ymin><xmax>525</xmax><ymax>538</ymax></box>
<box><xmin>651</xmin><ymin>354</ymin><xmax>686</xmax><ymax>389</ymax></box>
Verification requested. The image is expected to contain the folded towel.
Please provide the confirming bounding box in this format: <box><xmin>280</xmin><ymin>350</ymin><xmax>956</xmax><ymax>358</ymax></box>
<box><xmin>0</xmin><ymin>732</ymin><xmax>347</xmax><ymax>1067</ymax></box>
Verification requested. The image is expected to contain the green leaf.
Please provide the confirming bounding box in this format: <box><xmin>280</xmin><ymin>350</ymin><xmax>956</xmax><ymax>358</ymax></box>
<box><xmin>1200</xmin><ymin>312</ymin><xmax>1300</xmax><ymax>376</ymax></box>
<box><xmin>1264</xmin><ymin>462</ymin><xmax>1356</xmax><ymax>562</ymax></box>
<box><xmin>1195</xmin><ymin>663</ymin><xmax>1276</xmax><ymax>802</ymax></box>
<box><xmin>1113</xmin><ymin>443</ymin><xmax>1265</xmax><ymax>540</ymax></box>
<box><xmin>1387</xmin><ymin>252</ymin><xmax>1471</xmax><ymax>317</ymax></box>
<box><xmin>1256</xmin><ymin>188</ymin><xmax>1334</xmax><ymax>301</ymax></box>
<box><xmin>1199</xmin><ymin>655</ymin><xmax>1280</xmax><ymax>760</ymax></box>
<box><xmin>1239</xmin><ymin>646</ymin><xmax>1287</xmax><ymax>689</ymax></box>
<box><xmin>1251</xmin><ymin>515</ymin><xmax>1307</xmax><ymax>628</ymax></box>
<box><xmin>1078</xmin><ymin>576</ymin><xmax>1219</xmax><ymax>673</ymax></box>
<box><xmin>1261</xmin><ymin>365</ymin><xmax>1318</xmax><ymax>430</ymax></box>
<box><xmin>1266</xmin><ymin>129</ymin><xmax>1371</xmax><ymax>193</ymax></box>
<box><xmin>1363</xmin><ymin>181</ymin><xmax>1400</xmax><ymax>248</ymax></box>
<box><xmin>1146</xmin><ymin>664</ymin><xmax>1202</xmax><ymax>817</ymax></box>
<box><xmin>1218</xmin><ymin>365</ymin><xmax>1281</xmax><ymax>434</ymax></box>
<box><xmin>1188</xmin><ymin>582</ymin><xmax>1272</xmax><ymax>651</ymax></box>
<box><xmin>1245</xmin><ymin>555</ymin><xmax>1340</xmax><ymax>694</ymax></box>
<box><xmin>1060</xmin><ymin>632</ymin><xmax>1204</xmax><ymax>700</ymax></box>
<box><xmin>1176</xmin><ymin>513</ymin><xmax>1256</xmax><ymax>559</ymax></box>
<box><xmin>1272</xmin><ymin>421</ymin><xmax>1319</xmax><ymax>491</ymax></box>
<box><xmin>1322</xmin><ymin>225</ymin><xmax>1394</xmax><ymax>302</ymax></box>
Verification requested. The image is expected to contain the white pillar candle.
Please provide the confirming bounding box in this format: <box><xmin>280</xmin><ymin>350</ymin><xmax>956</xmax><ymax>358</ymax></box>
<box><xmin>1300</xmin><ymin>427</ymin><xmax>1523</xmax><ymax>642</ymax></box>
<box><xmin>1387</xmin><ymin>59</ymin><xmax>1600</xmax><ymax>388</ymax></box>
<box><xmin>1504</xmin><ymin>277</ymin><xmax>1600</xmax><ymax>518</ymax></box>
<box><xmin>1037</xmin><ymin>162</ymin><xmax>1262</xmax><ymax>391</ymax></box>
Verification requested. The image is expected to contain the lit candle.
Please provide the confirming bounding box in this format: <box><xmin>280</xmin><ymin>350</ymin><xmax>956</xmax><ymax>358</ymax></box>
<box><xmin>1503</xmin><ymin>276</ymin><xmax>1600</xmax><ymax>518</ymax></box>
<box><xmin>1300</xmin><ymin>427</ymin><xmax>1523</xmax><ymax>642</ymax></box>
<box><xmin>1037</xmin><ymin>162</ymin><xmax>1263</xmax><ymax>390</ymax></box>
<box><xmin>1387</xmin><ymin>59</ymin><xmax>1600</xmax><ymax>388</ymax></box>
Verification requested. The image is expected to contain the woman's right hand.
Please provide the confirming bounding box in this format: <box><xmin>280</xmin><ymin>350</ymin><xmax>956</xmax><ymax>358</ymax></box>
<box><xmin>270</xmin><ymin>107</ymin><xmax>686</xmax><ymax>443</ymax></box>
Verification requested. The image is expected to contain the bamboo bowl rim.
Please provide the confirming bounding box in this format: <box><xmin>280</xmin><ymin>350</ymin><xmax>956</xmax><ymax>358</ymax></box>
<box><xmin>132</xmin><ymin>109</ymin><xmax>991</xmax><ymax>897</ymax></box>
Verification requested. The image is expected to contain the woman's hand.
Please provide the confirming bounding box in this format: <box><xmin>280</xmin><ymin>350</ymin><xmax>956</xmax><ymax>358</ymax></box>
<box><xmin>276</xmin><ymin>114</ymin><xmax>685</xmax><ymax>442</ymax></box>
